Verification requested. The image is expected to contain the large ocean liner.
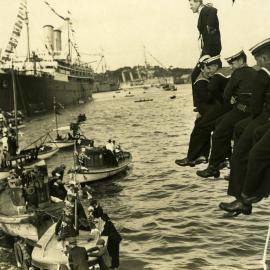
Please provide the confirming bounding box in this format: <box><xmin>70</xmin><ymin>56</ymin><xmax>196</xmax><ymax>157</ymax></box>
<box><xmin>0</xmin><ymin>0</ymin><xmax>94</xmax><ymax>115</ymax></box>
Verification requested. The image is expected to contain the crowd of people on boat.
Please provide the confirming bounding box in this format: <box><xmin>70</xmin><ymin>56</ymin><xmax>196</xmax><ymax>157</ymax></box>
<box><xmin>50</xmin><ymin>164</ymin><xmax>122</xmax><ymax>270</ymax></box>
<box><xmin>175</xmin><ymin>0</ymin><xmax>270</xmax><ymax>217</ymax></box>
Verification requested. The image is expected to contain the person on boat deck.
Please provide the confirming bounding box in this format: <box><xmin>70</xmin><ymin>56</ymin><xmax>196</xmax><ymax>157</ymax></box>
<box><xmin>1</xmin><ymin>134</ymin><xmax>8</xmax><ymax>153</ymax></box>
<box><xmin>90</xmin><ymin>200</ymin><xmax>104</xmax><ymax>219</ymax></box>
<box><xmin>49</xmin><ymin>164</ymin><xmax>67</xmax><ymax>200</ymax></box>
<box><xmin>0</xmin><ymin>148</ymin><xmax>6</xmax><ymax>168</ymax></box>
<box><xmin>52</xmin><ymin>164</ymin><xmax>66</xmax><ymax>180</ymax></box>
<box><xmin>67</xmin><ymin>238</ymin><xmax>89</xmax><ymax>270</ymax></box>
<box><xmin>55</xmin><ymin>206</ymin><xmax>78</xmax><ymax>241</ymax></box>
<box><xmin>106</xmin><ymin>139</ymin><xmax>114</xmax><ymax>152</ymax></box>
<box><xmin>101</xmin><ymin>213</ymin><xmax>122</xmax><ymax>270</ymax></box>
<box><xmin>189</xmin><ymin>0</ymin><xmax>222</xmax><ymax>109</ymax></box>
<box><xmin>176</xmin><ymin>55</ymin><xmax>222</xmax><ymax>167</ymax></box>
<box><xmin>0</xmin><ymin>109</ymin><xmax>7</xmax><ymax>128</ymax></box>
<box><xmin>219</xmin><ymin>38</ymin><xmax>270</xmax><ymax>216</ymax></box>
<box><xmin>196</xmin><ymin>50</ymin><xmax>257</xmax><ymax>178</ymax></box>
<box><xmin>8</xmin><ymin>134</ymin><xmax>17</xmax><ymax>156</ymax></box>
<box><xmin>87</xmin><ymin>238</ymin><xmax>111</xmax><ymax>270</ymax></box>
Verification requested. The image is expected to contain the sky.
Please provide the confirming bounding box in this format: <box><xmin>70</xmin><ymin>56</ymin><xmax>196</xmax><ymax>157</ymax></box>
<box><xmin>0</xmin><ymin>0</ymin><xmax>270</xmax><ymax>70</ymax></box>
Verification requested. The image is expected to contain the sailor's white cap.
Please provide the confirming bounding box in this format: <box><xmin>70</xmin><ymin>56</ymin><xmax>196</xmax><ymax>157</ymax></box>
<box><xmin>225</xmin><ymin>50</ymin><xmax>246</xmax><ymax>64</ymax></box>
<box><xmin>250</xmin><ymin>38</ymin><xmax>270</xmax><ymax>56</ymax></box>
<box><xmin>203</xmin><ymin>55</ymin><xmax>221</xmax><ymax>66</ymax></box>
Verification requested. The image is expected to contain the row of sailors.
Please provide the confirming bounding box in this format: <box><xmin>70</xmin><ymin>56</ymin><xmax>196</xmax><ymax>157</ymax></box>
<box><xmin>175</xmin><ymin>37</ymin><xmax>270</xmax><ymax>216</ymax></box>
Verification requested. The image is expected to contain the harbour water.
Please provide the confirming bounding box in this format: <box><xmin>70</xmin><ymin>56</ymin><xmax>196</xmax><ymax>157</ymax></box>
<box><xmin>0</xmin><ymin>85</ymin><xmax>269</xmax><ymax>270</ymax></box>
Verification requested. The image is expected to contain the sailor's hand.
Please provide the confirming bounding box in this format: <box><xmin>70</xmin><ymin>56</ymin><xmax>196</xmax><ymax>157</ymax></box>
<box><xmin>230</xmin><ymin>96</ymin><xmax>237</xmax><ymax>104</ymax></box>
<box><xmin>207</xmin><ymin>25</ymin><xmax>217</xmax><ymax>34</ymax></box>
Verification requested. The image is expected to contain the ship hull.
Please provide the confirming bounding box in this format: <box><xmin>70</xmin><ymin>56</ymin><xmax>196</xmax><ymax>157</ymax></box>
<box><xmin>0</xmin><ymin>72</ymin><xmax>93</xmax><ymax>115</ymax></box>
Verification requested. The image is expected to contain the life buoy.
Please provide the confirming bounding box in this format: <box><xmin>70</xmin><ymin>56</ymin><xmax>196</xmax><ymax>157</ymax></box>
<box><xmin>14</xmin><ymin>242</ymin><xmax>31</xmax><ymax>270</ymax></box>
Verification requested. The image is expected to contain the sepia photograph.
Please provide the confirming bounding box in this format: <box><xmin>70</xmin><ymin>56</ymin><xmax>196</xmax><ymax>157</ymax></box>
<box><xmin>0</xmin><ymin>0</ymin><xmax>270</xmax><ymax>269</ymax></box>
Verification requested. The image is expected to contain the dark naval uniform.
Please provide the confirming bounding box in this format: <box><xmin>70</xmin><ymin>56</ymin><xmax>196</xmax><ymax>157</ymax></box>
<box><xmin>191</xmin><ymin>4</ymin><xmax>222</xmax><ymax>107</ymax></box>
<box><xmin>187</xmin><ymin>74</ymin><xmax>212</xmax><ymax>161</ymax></box>
<box><xmin>200</xmin><ymin>66</ymin><xmax>257</xmax><ymax>171</ymax></box>
<box><xmin>242</xmin><ymin>123</ymin><xmax>270</xmax><ymax>199</ymax></box>
<box><xmin>228</xmin><ymin>67</ymin><xmax>270</xmax><ymax>198</ymax></box>
<box><xmin>187</xmin><ymin>71</ymin><xmax>230</xmax><ymax>161</ymax></box>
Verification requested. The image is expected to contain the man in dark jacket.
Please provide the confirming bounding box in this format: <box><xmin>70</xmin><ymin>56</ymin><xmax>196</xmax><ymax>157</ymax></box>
<box><xmin>101</xmin><ymin>214</ymin><xmax>122</xmax><ymax>269</ymax></box>
<box><xmin>189</xmin><ymin>0</ymin><xmax>222</xmax><ymax>107</ymax></box>
<box><xmin>67</xmin><ymin>238</ymin><xmax>89</xmax><ymax>270</ymax></box>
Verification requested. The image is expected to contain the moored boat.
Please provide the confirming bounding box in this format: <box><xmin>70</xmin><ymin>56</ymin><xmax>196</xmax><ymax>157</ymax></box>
<box><xmin>134</xmin><ymin>98</ymin><xmax>153</xmax><ymax>103</ymax></box>
<box><xmin>69</xmin><ymin>147</ymin><xmax>132</xmax><ymax>183</ymax></box>
<box><xmin>31</xmin><ymin>223</ymin><xmax>108</xmax><ymax>270</ymax></box>
<box><xmin>0</xmin><ymin>161</ymin><xmax>63</xmax><ymax>242</ymax></box>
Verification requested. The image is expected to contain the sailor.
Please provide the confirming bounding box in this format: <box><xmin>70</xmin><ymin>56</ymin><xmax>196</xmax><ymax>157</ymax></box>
<box><xmin>196</xmin><ymin>50</ymin><xmax>257</xmax><ymax>178</ymax></box>
<box><xmin>175</xmin><ymin>55</ymin><xmax>222</xmax><ymax>166</ymax></box>
<box><xmin>188</xmin><ymin>0</ymin><xmax>222</xmax><ymax>108</ymax></box>
<box><xmin>101</xmin><ymin>213</ymin><xmax>122</xmax><ymax>270</ymax></box>
<box><xmin>219</xmin><ymin>38</ymin><xmax>270</xmax><ymax>215</ymax></box>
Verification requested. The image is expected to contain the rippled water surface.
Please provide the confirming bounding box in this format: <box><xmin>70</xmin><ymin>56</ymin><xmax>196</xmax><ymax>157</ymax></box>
<box><xmin>1</xmin><ymin>85</ymin><xmax>270</xmax><ymax>270</ymax></box>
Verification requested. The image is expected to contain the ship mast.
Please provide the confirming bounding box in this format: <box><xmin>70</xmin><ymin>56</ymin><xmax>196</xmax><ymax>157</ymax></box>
<box><xmin>53</xmin><ymin>97</ymin><xmax>59</xmax><ymax>137</ymax></box>
<box><xmin>67</xmin><ymin>18</ymin><xmax>72</xmax><ymax>63</ymax></box>
<box><xmin>25</xmin><ymin>0</ymin><xmax>31</xmax><ymax>62</ymax></box>
<box><xmin>11</xmin><ymin>66</ymin><xmax>19</xmax><ymax>147</ymax></box>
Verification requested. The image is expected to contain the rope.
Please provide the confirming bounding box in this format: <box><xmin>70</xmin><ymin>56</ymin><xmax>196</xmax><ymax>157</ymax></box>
<box><xmin>262</xmin><ymin>222</ymin><xmax>270</xmax><ymax>270</ymax></box>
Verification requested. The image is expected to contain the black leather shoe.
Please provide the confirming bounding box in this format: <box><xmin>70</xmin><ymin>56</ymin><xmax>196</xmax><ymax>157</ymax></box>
<box><xmin>219</xmin><ymin>200</ymin><xmax>252</xmax><ymax>215</ymax></box>
<box><xmin>196</xmin><ymin>165</ymin><xmax>220</xmax><ymax>178</ymax></box>
<box><xmin>219</xmin><ymin>200</ymin><xmax>240</xmax><ymax>211</ymax></box>
<box><xmin>175</xmin><ymin>158</ymin><xmax>195</xmax><ymax>167</ymax></box>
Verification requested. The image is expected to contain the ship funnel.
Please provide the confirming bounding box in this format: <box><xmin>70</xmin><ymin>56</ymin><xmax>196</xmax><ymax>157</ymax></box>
<box><xmin>53</xmin><ymin>29</ymin><xmax>62</xmax><ymax>54</ymax></box>
<box><xmin>43</xmin><ymin>25</ymin><xmax>54</xmax><ymax>54</ymax></box>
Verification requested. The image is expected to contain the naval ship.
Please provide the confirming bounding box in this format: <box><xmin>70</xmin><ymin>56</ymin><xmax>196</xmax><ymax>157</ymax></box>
<box><xmin>0</xmin><ymin>0</ymin><xmax>94</xmax><ymax>115</ymax></box>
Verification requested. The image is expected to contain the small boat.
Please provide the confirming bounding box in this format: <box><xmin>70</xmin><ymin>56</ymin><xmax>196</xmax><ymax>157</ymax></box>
<box><xmin>47</xmin><ymin>137</ymin><xmax>74</xmax><ymax>149</ymax></box>
<box><xmin>32</xmin><ymin>223</ymin><xmax>108</xmax><ymax>269</ymax></box>
<box><xmin>134</xmin><ymin>99</ymin><xmax>153</xmax><ymax>103</ymax></box>
<box><xmin>69</xmin><ymin>147</ymin><xmax>132</xmax><ymax>183</ymax></box>
<box><xmin>37</xmin><ymin>145</ymin><xmax>59</xmax><ymax>159</ymax></box>
<box><xmin>0</xmin><ymin>153</ymin><xmax>45</xmax><ymax>180</ymax></box>
<box><xmin>162</xmin><ymin>84</ymin><xmax>177</xmax><ymax>91</ymax></box>
<box><xmin>0</xmin><ymin>161</ymin><xmax>63</xmax><ymax>242</ymax></box>
<box><xmin>170</xmin><ymin>95</ymin><xmax>176</xmax><ymax>99</ymax></box>
<box><xmin>20</xmin><ymin>133</ymin><xmax>60</xmax><ymax>160</ymax></box>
